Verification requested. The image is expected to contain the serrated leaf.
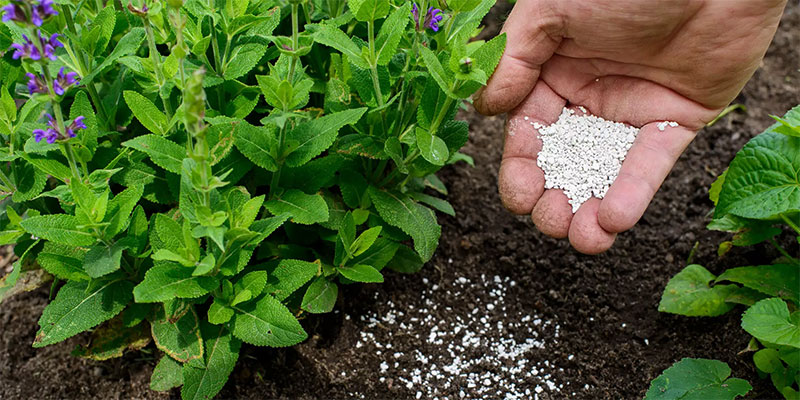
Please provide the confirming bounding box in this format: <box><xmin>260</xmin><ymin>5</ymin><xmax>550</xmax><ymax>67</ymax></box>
<box><xmin>236</xmin><ymin>271</ymin><xmax>268</xmax><ymax>300</ymax></box>
<box><xmin>348</xmin><ymin>0</ymin><xmax>389</xmax><ymax>21</ymax></box>
<box><xmin>410</xmin><ymin>192</ymin><xmax>455</xmax><ymax>216</ymax></box>
<box><xmin>84</xmin><ymin>241</ymin><xmax>129</xmax><ymax>278</ymax></box>
<box><xmin>302</xmin><ymin>277</ymin><xmax>338</xmax><ymax>314</ymax></box>
<box><xmin>231</xmin><ymin>294</ymin><xmax>308</xmax><ymax>347</ymax></box>
<box><xmin>338</xmin><ymin>264</ymin><xmax>383</xmax><ymax>283</ymax></box>
<box><xmin>81</xmin><ymin>28</ymin><xmax>146</xmax><ymax>85</ymax></box>
<box><xmin>104</xmin><ymin>185</ymin><xmax>144</xmax><ymax>238</ymax></box>
<box><xmin>208</xmin><ymin>299</ymin><xmax>234</xmax><ymax>325</ymax></box>
<box><xmin>20</xmin><ymin>214</ymin><xmax>95</xmax><ymax>246</ymax></box>
<box><xmin>716</xmin><ymin>264</ymin><xmax>799</xmax><ymax>304</ymax></box>
<box><xmin>351</xmin><ymin>226</ymin><xmax>381</xmax><ymax>257</ymax></box>
<box><xmin>644</xmin><ymin>358</ymin><xmax>751</xmax><ymax>400</ymax></box>
<box><xmin>123</xmin><ymin>135</ymin><xmax>185</xmax><ymax>174</ymax></box>
<box><xmin>375</xmin><ymin>3</ymin><xmax>410</xmax><ymax>65</ymax></box>
<box><xmin>133</xmin><ymin>262</ymin><xmax>218</xmax><ymax>303</ymax></box>
<box><xmin>224</xmin><ymin>43</ymin><xmax>267</xmax><ymax>80</ymax></box>
<box><xmin>250</xmin><ymin>213</ymin><xmax>290</xmax><ymax>245</ymax></box>
<box><xmin>72</xmin><ymin>316</ymin><xmax>150</xmax><ymax>361</ymax></box>
<box><xmin>367</xmin><ymin>187</ymin><xmax>440</xmax><ymax>262</ymax></box>
<box><xmin>416</xmin><ymin>127</ymin><xmax>449</xmax><ymax>166</ymax></box>
<box><xmin>34</xmin><ymin>280</ymin><xmax>133</xmax><ymax>347</ymax></box>
<box><xmin>21</xmin><ymin>153</ymin><xmax>72</xmax><ymax>182</ymax></box>
<box><xmin>312</xmin><ymin>24</ymin><xmax>369</xmax><ymax>68</ymax></box>
<box><xmin>285</xmin><ymin>108</ymin><xmax>367</xmax><ymax>167</ymax></box>
<box><xmin>152</xmin><ymin>305</ymin><xmax>204</xmax><ymax>364</ymax></box>
<box><xmin>151</xmin><ymin>355</ymin><xmax>184</xmax><ymax>392</ymax></box>
<box><xmin>181</xmin><ymin>323</ymin><xmax>241</xmax><ymax>400</ymax></box>
<box><xmin>419</xmin><ymin>46</ymin><xmax>456</xmax><ymax>99</ymax></box>
<box><xmin>232</xmin><ymin>121</ymin><xmax>279</xmax><ymax>171</ymax></box>
<box><xmin>715</xmin><ymin>116</ymin><xmax>800</xmax><ymax>219</ymax></box>
<box><xmin>351</xmin><ymin>238</ymin><xmax>399</xmax><ymax>270</ymax></box>
<box><xmin>386</xmin><ymin>244</ymin><xmax>423</xmax><ymax>274</ymax></box>
<box><xmin>12</xmin><ymin>159</ymin><xmax>47</xmax><ymax>202</ymax></box>
<box><xmin>264</xmin><ymin>189</ymin><xmax>329</xmax><ymax>225</ymax></box>
<box><xmin>37</xmin><ymin>242</ymin><xmax>89</xmax><ymax>281</ymax></box>
<box><xmin>264</xmin><ymin>259</ymin><xmax>318</xmax><ymax>301</ymax></box>
<box><xmin>658</xmin><ymin>264</ymin><xmax>738</xmax><ymax>317</ymax></box>
<box><xmin>124</xmin><ymin>91</ymin><xmax>168</xmax><ymax>135</ymax></box>
<box><xmin>741</xmin><ymin>298</ymin><xmax>800</xmax><ymax>348</ymax></box>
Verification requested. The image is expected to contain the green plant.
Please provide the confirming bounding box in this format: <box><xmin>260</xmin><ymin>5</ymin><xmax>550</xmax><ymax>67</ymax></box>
<box><xmin>652</xmin><ymin>105</ymin><xmax>800</xmax><ymax>400</ymax></box>
<box><xmin>0</xmin><ymin>0</ymin><xmax>506</xmax><ymax>398</ymax></box>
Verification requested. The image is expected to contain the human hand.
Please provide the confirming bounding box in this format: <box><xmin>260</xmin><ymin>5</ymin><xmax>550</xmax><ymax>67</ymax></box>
<box><xmin>474</xmin><ymin>0</ymin><xmax>787</xmax><ymax>254</ymax></box>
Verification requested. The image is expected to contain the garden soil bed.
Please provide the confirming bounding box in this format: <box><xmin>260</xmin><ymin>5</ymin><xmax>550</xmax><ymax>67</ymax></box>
<box><xmin>1</xmin><ymin>3</ymin><xmax>798</xmax><ymax>399</ymax></box>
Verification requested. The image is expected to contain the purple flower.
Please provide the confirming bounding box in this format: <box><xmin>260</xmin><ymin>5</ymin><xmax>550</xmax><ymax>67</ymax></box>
<box><xmin>53</xmin><ymin>67</ymin><xmax>79</xmax><ymax>95</ymax></box>
<box><xmin>33</xmin><ymin>128</ymin><xmax>57</xmax><ymax>144</ymax></box>
<box><xmin>411</xmin><ymin>3</ymin><xmax>444</xmax><ymax>32</ymax></box>
<box><xmin>25</xmin><ymin>72</ymin><xmax>48</xmax><ymax>95</ymax></box>
<box><xmin>33</xmin><ymin>114</ymin><xmax>84</xmax><ymax>143</ymax></box>
<box><xmin>10</xmin><ymin>31</ymin><xmax>62</xmax><ymax>61</ymax></box>
<box><xmin>1</xmin><ymin>3</ymin><xmax>25</xmax><ymax>24</ymax></box>
<box><xmin>31</xmin><ymin>0</ymin><xmax>58</xmax><ymax>26</ymax></box>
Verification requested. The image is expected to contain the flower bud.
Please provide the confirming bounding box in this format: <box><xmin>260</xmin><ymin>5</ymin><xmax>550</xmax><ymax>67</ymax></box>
<box><xmin>459</xmin><ymin>57</ymin><xmax>472</xmax><ymax>74</ymax></box>
<box><xmin>184</xmin><ymin>68</ymin><xmax>207</xmax><ymax>137</ymax></box>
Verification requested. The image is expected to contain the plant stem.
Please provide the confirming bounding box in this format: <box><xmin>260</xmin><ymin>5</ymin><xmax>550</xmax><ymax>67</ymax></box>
<box><xmin>144</xmin><ymin>20</ymin><xmax>165</xmax><ymax>86</ymax></box>
<box><xmin>288</xmin><ymin>3</ymin><xmax>300</xmax><ymax>81</ymax></box>
<box><xmin>269</xmin><ymin>123</ymin><xmax>288</xmax><ymax>199</ymax></box>
<box><xmin>62</xmin><ymin>142</ymin><xmax>82</xmax><ymax>181</ymax></box>
<box><xmin>0</xmin><ymin>167</ymin><xmax>16</xmax><ymax>192</ymax></box>
<box><xmin>780</xmin><ymin>214</ymin><xmax>800</xmax><ymax>236</ymax></box>
<box><xmin>367</xmin><ymin>20</ymin><xmax>385</xmax><ymax>108</ymax></box>
<box><xmin>768</xmin><ymin>238</ymin><xmax>796</xmax><ymax>262</ymax></box>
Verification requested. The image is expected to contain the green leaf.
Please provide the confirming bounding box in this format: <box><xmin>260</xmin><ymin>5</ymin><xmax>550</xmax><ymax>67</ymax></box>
<box><xmin>37</xmin><ymin>242</ymin><xmax>89</xmax><ymax>281</ymax></box>
<box><xmin>123</xmin><ymin>135</ymin><xmax>185</xmax><ymax>174</ymax></box>
<box><xmin>90</xmin><ymin>5</ymin><xmax>116</xmax><ymax>55</ymax></box>
<box><xmin>348</xmin><ymin>0</ymin><xmax>390</xmax><ymax>21</ymax></box>
<box><xmin>659</xmin><ymin>265</ymin><xmax>738</xmax><ymax>317</ymax></box>
<box><xmin>151</xmin><ymin>305</ymin><xmax>204</xmax><ymax>364</ymax></box>
<box><xmin>375</xmin><ymin>3</ymin><xmax>410</xmax><ymax>65</ymax></box>
<box><xmin>386</xmin><ymin>244</ymin><xmax>423</xmax><ymax>274</ymax></box>
<box><xmin>34</xmin><ymin>280</ymin><xmax>133</xmax><ymax>347</ymax></box>
<box><xmin>715</xmin><ymin>126</ymin><xmax>800</xmax><ymax>219</ymax></box>
<box><xmin>416</xmin><ymin>127</ymin><xmax>450</xmax><ymax>166</ymax></box>
<box><xmin>232</xmin><ymin>121</ymin><xmax>279</xmax><ymax>172</ymax></box>
<box><xmin>151</xmin><ymin>213</ymin><xmax>184</xmax><ymax>252</ymax></box>
<box><xmin>104</xmin><ymin>185</ymin><xmax>144</xmax><ymax>238</ymax></box>
<box><xmin>231</xmin><ymin>294</ymin><xmax>308</xmax><ymax>347</ymax></box>
<box><xmin>753</xmin><ymin>348</ymin><xmax>783</xmax><ymax>374</ymax></box>
<box><xmin>351</xmin><ymin>238</ymin><xmax>400</xmax><ymax>270</ymax></box>
<box><xmin>367</xmin><ymin>187</ymin><xmax>440</xmax><ymax>262</ymax></box>
<box><xmin>124</xmin><ymin>91</ymin><xmax>168</xmax><ymax>135</ymax></box>
<box><xmin>250</xmin><ymin>213</ymin><xmax>291</xmax><ymax>244</ymax></box>
<box><xmin>716</xmin><ymin>264</ymin><xmax>800</xmax><ymax>304</ymax></box>
<box><xmin>285</xmin><ymin>108</ymin><xmax>367</xmax><ymax>167</ymax></box>
<box><xmin>84</xmin><ymin>241</ymin><xmax>129</xmax><ymax>278</ymax></box>
<box><xmin>264</xmin><ymin>259</ymin><xmax>318</xmax><ymax>301</ymax></box>
<box><xmin>456</xmin><ymin>33</ymin><xmax>507</xmax><ymax>97</ymax></box>
<box><xmin>20</xmin><ymin>153</ymin><xmax>72</xmax><ymax>182</ymax></box>
<box><xmin>151</xmin><ymin>355</ymin><xmax>184</xmax><ymax>392</ymax></box>
<box><xmin>20</xmin><ymin>214</ymin><xmax>95</xmax><ymax>246</ymax></box>
<box><xmin>224</xmin><ymin>43</ymin><xmax>267</xmax><ymax>80</ymax></box>
<box><xmin>264</xmin><ymin>189</ymin><xmax>329</xmax><ymax>225</ymax></box>
<box><xmin>208</xmin><ymin>299</ymin><xmax>234</xmax><ymax>325</ymax></box>
<box><xmin>301</xmin><ymin>277</ymin><xmax>338</xmax><ymax>314</ymax></box>
<box><xmin>12</xmin><ymin>160</ymin><xmax>46</xmax><ymax>202</ymax></box>
<box><xmin>81</xmin><ymin>28</ymin><xmax>146</xmax><ymax>85</ymax></box>
<box><xmin>741</xmin><ymin>298</ymin><xmax>800</xmax><ymax>348</ymax></box>
<box><xmin>133</xmin><ymin>262</ymin><xmax>218</xmax><ymax>303</ymax></box>
<box><xmin>338</xmin><ymin>264</ymin><xmax>383</xmax><ymax>283</ymax></box>
<box><xmin>311</xmin><ymin>24</ymin><xmax>369</xmax><ymax>69</ymax></box>
<box><xmin>644</xmin><ymin>358</ymin><xmax>751</xmax><ymax>400</ymax></box>
<box><xmin>410</xmin><ymin>192</ymin><xmax>456</xmax><ymax>216</ymax></box>
<box><xmin>351</xmin><ymin>226</ymin><xmax>382</xmax><ymax>257</ymax></box>
<box><xmin>71</xmin><ymin>316</ymin><xmax>151</xmax><ymax>361</ymax></box>
<box><xmin>235</xmin><ymin>270</ymin><xmax>268</xmax><ymax>299</ymax></box>
<box><xmin>709</xmin><ymin>169</ymin><xmax>727</xmax><ymax>206</ymax></box>
<box><xmin>419</xmin><ymin>46</ymin><xmax>456</xmax><ymax>99</ymax></box>
<box><xmin>182</xmin><ymin>324</ymin><xmax>241</xmax><ymax>400</ymax></box>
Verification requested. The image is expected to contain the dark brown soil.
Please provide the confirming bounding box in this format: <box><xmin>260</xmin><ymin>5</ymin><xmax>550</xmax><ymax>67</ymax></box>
<box><xmin>1</xmin><ymin>3</ymin><xmax>798</xmax><ymax>400</ymax></box>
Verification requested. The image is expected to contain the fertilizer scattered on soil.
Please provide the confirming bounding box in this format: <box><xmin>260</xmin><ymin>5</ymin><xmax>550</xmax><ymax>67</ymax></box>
<box><xmin>533</xmin><ymin>107</ymin><xmax>677</xmax><ymax>212</ymax></box>
<box><xmin>344</xmin><ymin>275</ymin><xmax>565</xmax><ymax>400</ymax></box>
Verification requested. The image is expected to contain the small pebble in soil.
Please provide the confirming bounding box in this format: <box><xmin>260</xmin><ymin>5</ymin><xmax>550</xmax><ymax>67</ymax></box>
<box><xmin>533</xmin><ymin>107</ymin><xmax>678</xmax><ymax>213</ymax></box>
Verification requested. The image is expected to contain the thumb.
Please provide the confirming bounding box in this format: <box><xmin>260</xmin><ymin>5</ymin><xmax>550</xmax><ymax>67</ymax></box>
<box><xmin>474</xmin><ymin>0</ymin><xmax>563</xmax><ymax>116</ymax></box>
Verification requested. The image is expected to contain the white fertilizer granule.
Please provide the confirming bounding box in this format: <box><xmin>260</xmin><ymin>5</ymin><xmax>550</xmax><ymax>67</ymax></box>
<box><xmin>535</xmin><ymin>108</ymin><xmax>652</xmax><ymax>213</ymax></box>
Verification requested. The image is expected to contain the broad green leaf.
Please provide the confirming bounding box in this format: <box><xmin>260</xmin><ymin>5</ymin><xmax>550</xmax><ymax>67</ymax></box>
<box><xmin>741</xmin><ymin>298</ymin><xmax>800</xmax><ymax>348</ymax></box>
<box><xmin>416</xmin><ymin>127</ymin><xmax>450</xmax><ymax>166</ymax></box>
<box><xmin>264</xmin><ymin>259</ymin><xmax>318</xmax><ymax>301</ymax></box>
<box><xmin>386</xmin><ymin>244</ymin><xmax>423</xmax><ymax>274</ymax></box>
<box><xmin>37</xmin><ymin>242</ymin><xmax>89</xmax><ymax>281</ymax></box>
<box><xmin>12</xmin><ymin>160</ymin><xmax>46</xmax><ymax>203</ymax></box>
<box><xmin>250</xmin><ymin>213</ymin><xmax>291</xmax><ymax>244</ymax></box>
<box><xmin>81</xmin><ymin>28</ymin><xmax>146</xmax><ymax>85</ymax></box>
<box><xmin>302</xmin><ymin>277</ymin><xmax>338</xmax><ymax>314</ymax></box>
<box><xmin>410</xmin><ymin>192</ymin><xmax>456</xmax><ymax>216</ymax></box>
<box><xmin>151</xmin><ymin>213</ymin><xmax>184</xmax><ymax>252</ymax></box>
<box><xmin>128</xmin><ymin>205</ymin><xmax>149</xmax><ymax>255</ymax></box>
<box><xmin>234</xmin><ymin>270</ymin><xmax>268</xmax><ymax>301</ymax></box>
<box><xmin>90</xmin><ymin>5</ymin><xmax>116</xmax><ymax>54</ymax></box>
<box><xmin>348</xmin><ymin>0</ymin><xmax>390</xmax><ymax>21</ymax></box>
<box><xmin>224</xmin><ymin>43</ymin><xmax>267</xmax><ymax>80</ymax></box>
<box><xmin>311</xmin><ymin>24</ymin><xmax>369</xmax><ymax>69</ymax></box>
<box><xmin>84</xmin><ymin>241</ymin><xmax>129</xmax><ymax>278</ymax></box>
<box><xmin>351</xmin><ymin>226</ymin><xmax>382</xmax><ymax>257</ymax></box>
<box><xmin>123</xmin><ymin>135</ymin><xmax>185</xmax><ymax>174</ymax></box>
<box><xmin>351</xmin><ymin>238</ymin><xmax>400</xmax><ymax>270</ymax></box>
<box><xmin>419</xmin><ymin>46</ymin><xmax>456</xmax><ymax>99</ymax></box>
<box><xmin>20</xmin><ymin>214</ymin><xmax>95</xmax><ymax>246</ymax></box>
<box><xmin>151</xmin><ymin>305</ymin><xmax>204</xmax><ymax>364</ymax></box>
<box><xmin>264</xmin><ymin>189</ymin><xmax>329</xmax><ymax>225</ymax></box>
<box><xmin>182</xmin><ymin>324</ymin><xmax>241</xmax><ymax>400</ymax></box>
<box><xmin>71</xmin><ymin>316</ymin><xmax>150</xmax><ymax>361</ymax></box>
<box><xmin>709</xmin><ymin>169</ymin><xmax>727</xmax><ymax>206</ymax></box>
<box><xmin>208</xmin><ymin>299</ymin><xmax>234</xmax><ymax>325</ymax></box>
<box><xmin>375</xmin><ymin>3</ymin><xmax>410</xmax><ymax>65</ymax></box>
<box><xmin>644</xmin><ymin>358</ymin><xmax>751</xmax><ymax>400</ymax></box>
<box><xmin>285</xmin><ymin>108</ymin><xmax>367</xmax><ymax>167</ymax></box>
<box><xmin>151</xmin><ymin>355</ymin><xmax>184</xmax><ymax>392</ymax></box>
<box><xmin>367</xmin><ymin>187</ymin><xmax>440</xmax><ymax>261</ymax></box>
<box><xmin>133</xmin><ymin>262</ymin><xmax>218</xmax><ymax>303</ymax></box>
<box><xmin>715</xmin><ymin>125</ymin><xmax>800</xmax><ymax>219</ymax></box>
<box><xmin>753</xmin><ymin>348</ymin><xmax>783</xmax><ymax>374</ymax></box>
<box><xmin>716</xmin><ymin>264</ymin><xmax>800</xmax><ymax>304</ymax></box>
<box><xmin>338</xmin><ymin>264</ymin><xmax>383</xmax><ymax>283</ymax></box>
<box><xmin>456</xmin><ymin>33</ymin><xmax>507</xmax><ymax>97</ymax></box>
<box><xmin>20</xmin><ymin>153</ymin><xmax>72</xmax><ymax>182</ymax></box>
<box><xmin>236</xmin><ymin>195</ymin><xmax>265</xmax><ymax>229</ymax></box>
<box><xmin>231</xmin><ymin>294</ymin><xmax>308</xmax><ymax>347</ymax></box>
<box><xmin>124</xmin><ymin>91</ymin><xmax>168</xmax><ymax>135</ymax></box>
<box><xmin>34</xmin><ymin>280</ymin><xmax>133</xmax><ymax>347</ymax></box>
<box><xmin>658</xmin><ymin>265</ymin><xmax>738</xmax><ymax>317</ymax></box>
<box><xmin>232</xmin><ymin>121</ymin><xmax>279</xmax><ymax>172</ymax></box>
<box><xmin>104</xmin><ymin>185</ymin><xmax>144</xmax><ymax>238</ymax></box>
